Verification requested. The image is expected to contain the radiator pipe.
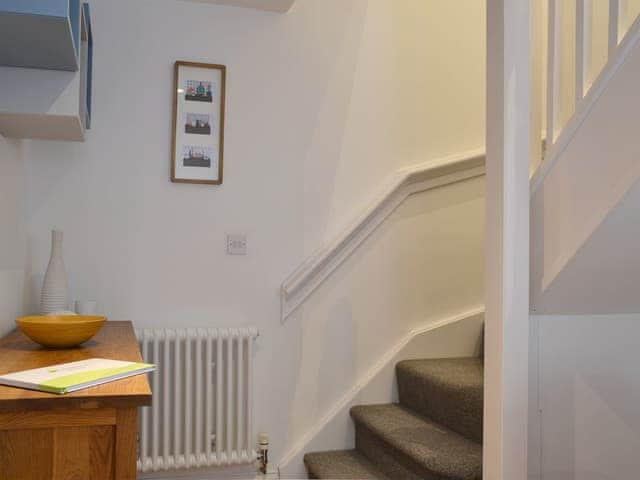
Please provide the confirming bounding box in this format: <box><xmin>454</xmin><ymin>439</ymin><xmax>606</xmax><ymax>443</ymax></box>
<box><xmin>257</xmin><ymin>432</ymin><xmax>269</xmax><ymax>475</ymax></box>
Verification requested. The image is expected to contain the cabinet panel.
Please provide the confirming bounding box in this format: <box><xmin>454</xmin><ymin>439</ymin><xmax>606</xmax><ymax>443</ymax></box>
<box><xmin>52</xmin><ymin>427</ymin><xmax>91</xmax><ymax>480</ymax></box>
<box><xmin>0</xmin><ymin>428</ymin><xmax>54</xmax><ymax>480</ymax></box>
<box><xmin>90</xmin><ymin>426</ymin><xmax>115</xmax><ymax>480</ymax></box>
<box><xmin>0</xmin><ymin>425</ymin><xmax>117</xmax><ymax>480</ymax></box>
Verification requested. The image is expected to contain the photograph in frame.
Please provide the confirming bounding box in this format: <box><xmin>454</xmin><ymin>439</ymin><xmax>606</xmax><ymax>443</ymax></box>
<box><xmin>171</xmin><ymin>61</ymin><xmax>226</xmax><ymax>185</ymax></box>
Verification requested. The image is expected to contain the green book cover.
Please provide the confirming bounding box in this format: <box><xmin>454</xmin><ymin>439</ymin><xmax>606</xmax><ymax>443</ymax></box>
<box><xmin>0</xmin><ymin>358</ymin><xmax>155</xmax><ymax>394</ymax></box>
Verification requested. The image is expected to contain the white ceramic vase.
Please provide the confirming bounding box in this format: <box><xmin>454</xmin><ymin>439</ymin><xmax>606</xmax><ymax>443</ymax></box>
<box><xmin>40</xmin><ymin>230</ymin><xmax>69</xmax><ymax>314</ymax></box>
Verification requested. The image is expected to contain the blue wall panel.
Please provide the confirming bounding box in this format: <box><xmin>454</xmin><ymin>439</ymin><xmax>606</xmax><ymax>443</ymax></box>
<box><xmin>83</xmin><ymin>2</ymin><xmax>92</xmax><ymax>128</ymax></box>
<box><xmin>0</xmin><ymin>0</ymin><xmax>68</xmax><ymax>17</ymax></box>
<box><xmin>0</xmin><ymin>0</ymin><xmax>80</xmax><ymax>70</ymax></box>
<box><xmin>69</xmin><ymin>0</ymin><xmax>80</xmax><ymax>56</ymax></box>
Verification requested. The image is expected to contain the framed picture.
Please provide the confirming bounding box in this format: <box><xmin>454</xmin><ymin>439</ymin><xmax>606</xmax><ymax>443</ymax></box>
<box><xmin>171</xmin><ymin>61</ymin><xmax>226</xmax><ymax>185</ymax></box>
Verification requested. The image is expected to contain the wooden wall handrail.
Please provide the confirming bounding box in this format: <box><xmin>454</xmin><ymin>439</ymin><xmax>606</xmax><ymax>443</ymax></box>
<box><xmin>280</xmin><ymin>149</ymin><xmax>486</xmax><ymax>322</ymax></box>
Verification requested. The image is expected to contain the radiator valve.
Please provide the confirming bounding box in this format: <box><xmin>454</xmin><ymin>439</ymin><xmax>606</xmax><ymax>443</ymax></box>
<box><xmin>257</xmin><ymin>432</ymin><xmax>269</xmax><ymax>475</ymax></box>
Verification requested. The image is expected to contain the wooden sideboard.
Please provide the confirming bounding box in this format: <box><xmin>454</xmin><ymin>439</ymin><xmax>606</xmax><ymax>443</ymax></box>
<box><xmin>0</xmin><ymin>321</ymin><xmax>151</xmax><ymax>480</ymax></box>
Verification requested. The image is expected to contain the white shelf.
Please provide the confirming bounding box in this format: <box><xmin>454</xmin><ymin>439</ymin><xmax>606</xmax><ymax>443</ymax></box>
<box><xmin>181</xmin><ymin>0</ymin><xmax>295</xmax><ymax>13</ymax></box>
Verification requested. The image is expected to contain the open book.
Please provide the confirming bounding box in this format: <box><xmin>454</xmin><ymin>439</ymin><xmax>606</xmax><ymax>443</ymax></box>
<box><xmin>0</xmin><ymin>358</ymin><xmax>155</xmax><ymax>394</ymax></box>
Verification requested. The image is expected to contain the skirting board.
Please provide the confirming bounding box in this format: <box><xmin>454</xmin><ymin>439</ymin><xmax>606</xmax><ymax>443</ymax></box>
<box><xmin>277</xmin><ymin>307</ymin><xmax>485</xmax><ymax>478</ymax></box>
<box><xmin>137</xmin><ymin>465</ymin><xmax>278</xmax><ymax>480</ymax></box>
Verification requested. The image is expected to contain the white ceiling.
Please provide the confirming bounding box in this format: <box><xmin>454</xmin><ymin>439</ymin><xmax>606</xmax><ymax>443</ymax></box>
<box><xmin>180</xmin><ymin>0</ymin><xmax>295</xmax><ymax>13</ymax></box>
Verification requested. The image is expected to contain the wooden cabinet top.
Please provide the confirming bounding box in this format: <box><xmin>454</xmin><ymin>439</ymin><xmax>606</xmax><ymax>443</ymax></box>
<box><xmin>0</xmin><ymin>321</ymin><xmax>151</xmax><ymax>412</ymax></box>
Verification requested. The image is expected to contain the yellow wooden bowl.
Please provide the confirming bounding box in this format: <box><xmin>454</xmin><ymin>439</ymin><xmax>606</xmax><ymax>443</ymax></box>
<box><xmin>16</xmin><ymin>315</ymin><xmax>107</xmax><ymax>348</ymax></box>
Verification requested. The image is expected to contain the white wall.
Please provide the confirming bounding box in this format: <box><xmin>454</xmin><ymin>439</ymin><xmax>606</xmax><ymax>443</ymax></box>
<box><xmin>0</xmin><ymin>137</ymin><xmax>27</xmax><ymax>336</ymax></box>
<box><xmin>22</xmin><ymin>0</ymin><xmax>486</xmax><ymax>472</ymax></box>
<box><xmin>530</xmin><ymin>314</ymin><xmax>640</xmax><ymax>480</ymax></box>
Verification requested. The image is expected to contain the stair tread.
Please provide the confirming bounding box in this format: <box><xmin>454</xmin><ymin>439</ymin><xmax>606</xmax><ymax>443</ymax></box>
<box><xmin>351</xmin><ymin>403</ymin><xmax>482</xmax><ymax>480</ymax></box>
<box><xmin>396</xmin><ymin>357</ymin><xmax>483</xmax><ymax>442</ymax></box>
<box><xmin>304</xmin><ymin>449</ymin><xmax>391</xmax><ymax>479</ymax></box>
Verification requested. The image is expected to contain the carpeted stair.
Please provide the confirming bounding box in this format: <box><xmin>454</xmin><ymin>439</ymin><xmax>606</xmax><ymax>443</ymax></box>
<box><xmin>304</xmin><ymin>357</ymin><xmax>483</xmax><ymax>479</ymax></box>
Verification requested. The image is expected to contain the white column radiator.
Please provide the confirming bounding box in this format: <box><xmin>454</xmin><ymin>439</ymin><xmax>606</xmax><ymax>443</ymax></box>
<box><xmin>135</xmin><ymin>327</ymin><xmax>259</xmax><ymax>473</ymax></box>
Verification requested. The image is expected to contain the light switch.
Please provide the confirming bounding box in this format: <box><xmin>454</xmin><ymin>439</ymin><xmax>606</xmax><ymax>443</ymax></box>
<box><xmin>227</xmin><ymin>234</ymin><xmax>247</xmax><ymax>255</ymax></box>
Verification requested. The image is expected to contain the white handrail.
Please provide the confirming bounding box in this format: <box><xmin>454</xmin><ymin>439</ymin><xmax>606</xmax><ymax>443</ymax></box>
<box><xmin>280</xmin><ymin>150</ymin><xmax>486</xmax><ymax>322</ymax></box>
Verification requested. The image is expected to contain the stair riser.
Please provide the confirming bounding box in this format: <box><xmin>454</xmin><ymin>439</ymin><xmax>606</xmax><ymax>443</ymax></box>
<box><xmin>355</xmin><ymin>423</ymin><xmax>444</xmax><ymax>480</ymax></box>
<box><xmin>304</xmin><ymin>449</ymin><xmax>391</xmax><ymax>479</ymax></box>
<box><xmin>396</xmin><ymin>369</ymin><xmax>482</xmax><ymax>443</ymax></box>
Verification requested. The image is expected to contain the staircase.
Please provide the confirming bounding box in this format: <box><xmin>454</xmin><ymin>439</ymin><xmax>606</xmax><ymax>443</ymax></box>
<box><xmin>531</xmin><ymin>3</ymin><xmax>640</xmax><ymax>313</ymax></box>
<box><xmin>304</xmin><ymin>357</ymin><xmax>483</xmax><ymax>480</ymax></box>
<box><xmin>299</xmin><ymin>2</ymin><xmax>640</xmax><ymax>478</ymax></box>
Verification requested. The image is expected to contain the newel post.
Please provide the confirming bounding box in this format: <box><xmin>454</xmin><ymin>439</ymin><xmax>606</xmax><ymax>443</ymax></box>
<box><xmin>485</xmin><ymin>0</ymin><xmax>531</xmax><ymax>479</ymax></box>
